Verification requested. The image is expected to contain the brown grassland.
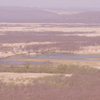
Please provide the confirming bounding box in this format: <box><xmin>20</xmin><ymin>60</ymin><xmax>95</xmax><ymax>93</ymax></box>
<box><xmin>0</xmin><ymin>63</ymin><xmax>100</xmax><ymax>100</ymax></box>
<box><xmin>0</xmin><ymin>23</ymin><xmax>100</xmax><ymax>100</ymax></box>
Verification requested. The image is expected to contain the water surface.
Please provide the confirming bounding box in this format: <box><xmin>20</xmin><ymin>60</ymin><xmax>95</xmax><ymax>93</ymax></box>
<box><xmin>0</xmin><ymin>54</ymin><xmax>100</xmax><ymax>65</ymax></box>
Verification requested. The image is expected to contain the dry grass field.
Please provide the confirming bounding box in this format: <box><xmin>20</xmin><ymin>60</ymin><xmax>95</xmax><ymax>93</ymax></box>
<box><xmin>0</xmin><ymin>23</ymin><xmax>100</xmax><ymax>100</ymax></box>
<box><xmin>0</xmin><ymin>63</ymin><xmax>100</xmax><ymax>100</ymax></box>
<box><xmin>0</xmin><ymin>23</ymin><xmax>100</xmax><ymax>57</ymax></box>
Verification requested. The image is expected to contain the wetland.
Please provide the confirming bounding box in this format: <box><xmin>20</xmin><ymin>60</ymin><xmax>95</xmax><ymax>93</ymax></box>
<box><xmin>0</xmin><ymin>23</ymin><xmax>100</xmax><ymax>100</ymax></box>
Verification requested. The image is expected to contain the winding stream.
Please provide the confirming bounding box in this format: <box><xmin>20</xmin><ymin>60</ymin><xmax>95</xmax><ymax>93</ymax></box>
<box><xmin>0</xmin><ymin>54</ymin><xmax>100</xmax><ymax>65</ymax></box>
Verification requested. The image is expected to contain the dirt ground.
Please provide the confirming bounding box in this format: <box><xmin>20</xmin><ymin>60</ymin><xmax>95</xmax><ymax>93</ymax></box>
<box><xmin>0</xmin><ymin>72</ymin><xmax>72</xmax><ymax>84</ymax></box>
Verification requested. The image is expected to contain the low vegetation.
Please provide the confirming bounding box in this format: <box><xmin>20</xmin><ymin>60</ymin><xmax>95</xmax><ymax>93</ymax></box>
<box><xmin>0</xmin><ymin>65</ymin><xmax>100</xmax><ymax>100</ymax></box>
<box><xmin>0</xmin><ymin>63</ymin><xmax>96</xmax><ymax>74</ymax></box>
<box><xmin>0</xmin><ymin>23</ymin><xmax>100</xmax><ymax>58</ymax></box>
<box><xmin>0</xmin><ymin>23</ymin><xmax>100</xmax><ymax>100</ymax></box>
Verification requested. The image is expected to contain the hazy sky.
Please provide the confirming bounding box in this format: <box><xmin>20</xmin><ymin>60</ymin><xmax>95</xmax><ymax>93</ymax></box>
<box><xmin>0</xmin><ymin>0</ymin><xmax>100</xmax><ymax>9</ymax></box>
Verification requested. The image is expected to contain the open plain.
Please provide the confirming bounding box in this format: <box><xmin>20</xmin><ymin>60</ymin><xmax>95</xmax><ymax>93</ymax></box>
<box><xmin>0</xmin><ymin>23</ymin><xmax>100</xmax><ymax>100</ymax></box>
<box><xmin>0</xmin><ymin>23</ymin><xmax>100</xmax><ymax>58</ymax></box>
<box><xmin>0</xmin><ymin>22</ymin><xmax>100</xmax><ymax>81</ymax></box>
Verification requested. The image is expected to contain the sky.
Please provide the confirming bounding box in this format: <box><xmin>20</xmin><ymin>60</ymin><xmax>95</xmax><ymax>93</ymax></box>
<box><xmin>0</xmin><ymin>0</ymin><xmax>100</xmax><ymax>9</ymax></box>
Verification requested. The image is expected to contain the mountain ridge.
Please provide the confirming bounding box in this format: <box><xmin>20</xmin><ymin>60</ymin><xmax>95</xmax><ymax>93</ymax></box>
<box><xmin>0</xmin><ymin>7</ymin><xmax>100</xmax><ymax>23</ymax></box>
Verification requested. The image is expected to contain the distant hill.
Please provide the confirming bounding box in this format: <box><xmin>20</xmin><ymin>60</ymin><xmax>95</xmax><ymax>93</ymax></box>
<box><xmin>63</xmin><ymin>11</ymin><xmax>100</xmax><ymax>23</ymax></box>
<box><xmin>0</xmin><ymin>7</ymin><xmax>100</xmax><ymax>23</ymax></box>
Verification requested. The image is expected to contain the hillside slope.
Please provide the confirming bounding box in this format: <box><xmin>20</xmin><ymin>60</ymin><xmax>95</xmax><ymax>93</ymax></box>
<box><xmin>0</xmin><ymin>7</ymin><xmax>100</xmax><ymax>23</ymax></box>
